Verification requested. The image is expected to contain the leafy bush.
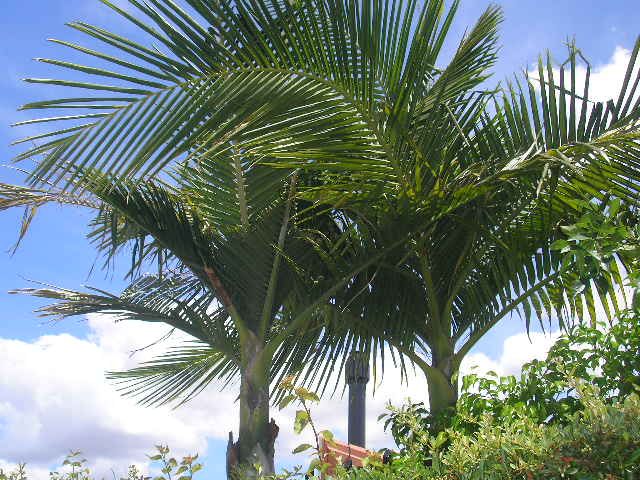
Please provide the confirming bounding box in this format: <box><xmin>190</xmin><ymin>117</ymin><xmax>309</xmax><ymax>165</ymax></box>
<box><xmin>343</xmin><ymin>381</ymin><xmax>640</xmax><ymax>480</ymax></box>
<box><xmin>438</xmin><ymin>383</ymin><xmax>640</xmax><ymax>479</ymax></box>
<box><xmin>367</xmin><ymin>308</ymin><xmax>640</xmax><ymax>479</ymax></box>
<box><xmin>455</xmin><ymin>312</ymin><xmax>640</xmax><ymax>429</ymax></box>
<box><xmin>383</xmin><ymin>310</ymin><xmax>640</xmax><ymax>444</ymax></box>
<box><xmin>0</xmin><ymin>446</ymin><xmax>201</xmax><ymax>480</ymax></box>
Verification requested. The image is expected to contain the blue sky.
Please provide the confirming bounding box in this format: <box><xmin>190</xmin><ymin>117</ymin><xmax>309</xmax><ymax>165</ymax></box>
<box><xmin>0</xmin><ymin>1</ymin><xmax>637</xmax><ymax>478</ymax></box>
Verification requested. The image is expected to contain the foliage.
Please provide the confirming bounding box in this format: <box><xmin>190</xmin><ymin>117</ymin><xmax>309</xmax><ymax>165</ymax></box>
<box><xmin>347</xmin><ymin>197</ymin><xmax>640</xmax><ymax>479</ymax></box>
<box><xmin>382</xmin><ymin>308</ymin><xmax>640</xmax><ymax>447</ymax></box>
<box><xmin>49</xmin><ymin>452</ymin><xmax>95</xmax><ymax>480</ymax></box>
<box><xmin>4</xmin><ymin>0</ymin><xmax>640</xmax><ymax>473</ymax></box>
<box><xmin>348</xmin><ymin>381</ymin><xmax>640</xmax><ymax>480</ymax></box>
<box><xmin>0</xmin><ymin>464</ymin><xmax>26</xmax><ymax>480</ymax></box>
<box><xmin>551</xmin><ymin>195</ymin><xmax>640</xmax><ymax>309</ymax></box>
<box><xmin>286</xmin><ymin>30</ymin><xmax>640</xmax><ymax>416</ymax></box>
<box><xmin>457</xmin><ymin>316</ymin><xmax>640</xmax><ymax>429</ymax></box>
<box><xmin>378</xmin><ymin>194</ymin><xmax>640</xmax><ymax>441</ymax></box>
<box><xmin>147</xmin><ymin>445</ymin><xmax>202</xmax><ymax>480</ymax></box>
<box><xmin>440</xmin><ymin>384</ymin><xmax>640</xmax><ymax>480</ymax></box>
<box><xmin>271</xmin><ymin>377</ymin><xmax>333</xmax><ymax>479</ymax></box>
<box><xmin>4</xmin><ymin>0</ymin><xmax>640</xmax><ymax>425</ymax></box>
<box><xmin>2</xmin><ymin>92</ymin><xmax>378</xmax><ymax>476</ymax></box>
<box><xmin>0</xmin><ymin>446</ymin><xmax>201</xmax><ymax>480</ymax></box>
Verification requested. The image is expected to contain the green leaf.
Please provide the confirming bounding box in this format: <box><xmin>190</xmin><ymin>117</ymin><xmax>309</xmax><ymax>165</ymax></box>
<box><xmin>550</xmin><ymin>239</ymin><xmax>570</xmax><ymax>251</ymax></box>
<box><xmin>292</xmin><ymin>444</ymin><xmax>314</xmax><ymax>454</ymax></box>
<box><xmin>306</xmin><ymin>459</ymin><xmax>322</xmax><ymax>476</ymax></box>
<box><xmin>279</xmin><ymin>394</ymin><xmax>297</xmax><ymax>410</ymax></box>
<box><xmin>432</xmin><ymin>431</ymin><xmax>448</xmax><ymax>450</ymax></box>
<box><xmin>627</xmin><ymin>448</ymin><xmax>640</xmax><ymax>466</ymax></box>
<box><xmin>318</xmin><ymin>430</ymin><xmax>334</xmax><ymax>442</ymax></box>
<box><xmin>294</xmin><ymin>410</ymin><xmax>310</xmax><ymax>434</ymax></box>
<box><xmin>295</xmin><ymin>387</ymin><xmax>320</xmax><ymax>403</ymax></box>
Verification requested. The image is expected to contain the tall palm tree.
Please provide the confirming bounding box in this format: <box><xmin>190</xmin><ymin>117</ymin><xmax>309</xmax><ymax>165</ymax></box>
<box><xmin>245</xmin><ymin>15</ymin><xmax>640</xmax><ymax>414</ymax></box>
<box><xmin>5</xmin><ymin>0</ymin><xmax>640</xmax><ymax>452</ymax></box>
<box><xmin>1</xmin><ymin>161</ymin><xmax>397</xmax><ymax>477</ymax></box>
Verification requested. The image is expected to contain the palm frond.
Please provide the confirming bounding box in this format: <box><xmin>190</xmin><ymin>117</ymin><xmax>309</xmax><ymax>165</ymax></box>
<box><xmin>0</xmin><ymin>181</ymin><xmax>102</xmax><ymax>253</ymax></box>
<box><xmin>107</xmin><ymin>341</ymin><xmax>238</xmax><ymax>408</ymax></box>
<box><xmin>12</xmin><ymin>0</ymin><xmax>503</xmax><ymax>201</ymax></box>
<box><xmin>9</xmin><ymin>274</ymin><xmax>233</xmax><ymax>349</ymax></box>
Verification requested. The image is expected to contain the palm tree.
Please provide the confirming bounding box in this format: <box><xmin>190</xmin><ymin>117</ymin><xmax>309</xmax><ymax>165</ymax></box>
<box><xmin>264</xmin><ymin>37</ymin><xmax>640</xmax><ymax>416</ymax></box>
<box><xmin>242</xmin><ymin>11</ymin><xmax>640</xmax><ymax>415</ymax></box>
<box><xmin>1</xmin><ymin>162</ymin><xmax>398</xmax><ymax>478</ymax></box>
<box><xmin>6</xmin><ymin>0</ymin><xmax>640</xmax><ymax>449</ymax></box>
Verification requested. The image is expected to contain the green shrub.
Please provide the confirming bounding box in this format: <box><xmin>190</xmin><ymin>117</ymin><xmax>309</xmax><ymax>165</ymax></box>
<box><xmin>343</xmin><ymin>381</ymin><xmax>640</xmax><ymax>480</ymax></box>
<box><xmin>383</xmin><ymin>311</ymin><xmax>640</xmax><ymax>444</ymax></box>
<box><xmin>438</xmin><ymin>383</ymin><xmax>640</xmax><ymax>479</ymax></box>
<box><xmin>0</xmin><ymin>446</ymin><xmax>201</xmax><ymax>480</ymax></box>
<box><xmin>360</xmin><ymin>311</ymin><xmax>640</xmax><ymax>480</ymax></box>
<box><xmin>454</xmin><ymin>311</ymin><xmax>640</xmax><ymax>431</ymax></box>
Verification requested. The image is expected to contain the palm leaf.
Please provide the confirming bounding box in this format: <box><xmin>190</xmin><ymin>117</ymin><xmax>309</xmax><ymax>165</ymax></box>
<box><xmin>9</xmin><ymin>274</ymin><xmax>225</xmax><ymax>345</ymax></box>
<box><xmin>107</xmin><ymin>342</ymin><xmax>239</xmax><ymax>408</ymax></box>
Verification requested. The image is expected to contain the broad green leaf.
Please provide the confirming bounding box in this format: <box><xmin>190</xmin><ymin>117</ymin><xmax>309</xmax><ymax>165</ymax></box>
<box><xmin>292</xmin><ymin>443</ymin><xmax>314</xmax><ymax>454</ymax></box>
<box><xmin>294</xmin><ymin>410</ymin><xmax>310</xmax><ymax>434</ymax></box>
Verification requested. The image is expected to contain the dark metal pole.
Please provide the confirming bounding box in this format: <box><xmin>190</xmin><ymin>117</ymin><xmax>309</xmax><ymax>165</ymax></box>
<box><xmin>345</xmin><ymin>352</ymin><xmax>369</xmax><ymax>448</ymax></box>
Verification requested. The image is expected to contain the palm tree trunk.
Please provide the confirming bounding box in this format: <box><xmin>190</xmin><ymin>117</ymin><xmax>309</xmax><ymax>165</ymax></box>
<box><xmin>426</xmin><ymin>362</ymin><xmax>458</xmax><ymax>416</ymax></box>
<box><xmin>427</xmin><ymin>342</ymin><xmax>458</xmax><ymax>417</ymax></box>
<box><xmin>226</xmin><ymin>334</ymin><xmax>278</xmax><ymax>479</ymax></box>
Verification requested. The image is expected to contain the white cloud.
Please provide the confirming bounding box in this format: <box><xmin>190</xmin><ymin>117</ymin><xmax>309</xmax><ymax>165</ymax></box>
<box><xmin>576</xmin><ymin>46</ymin><xmax>638</xmax><ymax>103</ymax></box>
<box><xmin>496</xmin><ymin>331</ymin><xmax>559</xmax><ymax>375</ymax></box>
<box><xmin>0</xmin><ymin>315</ymin><xmax>238</xmax><ymax>480</ymax></box>
<box><xmin>0</xmin><ymin>313</ymin><xmax>560</xmax><ymax>477</ymax></box>
<box><xmin>529</xmin><ymin>45</ymin><xmax>639</xmax><ymax>109</ymax></box>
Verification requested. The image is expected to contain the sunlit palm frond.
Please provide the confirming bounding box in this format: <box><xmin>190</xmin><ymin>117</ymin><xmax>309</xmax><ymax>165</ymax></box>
<box><xmin>9</xmin><ymin>273</ymin><xmax>227</xmax><ymax>342</ymax></box>
<box><xmin>0</xmin><ymin>181</ymin><xmax>102</xmax><ymax>253</ymax></box>
<box><xmin>175</xmin><ymin>151</ymin><xmax>293</xmax><ymax>231</ymax></box>
<box><xmin>11</xmin><ymin>0</ymin><xmax>504</xmax><ymax>204</ymax></box>
<box><xmin>106</xmin><ymin>341</ymin><xmax>239</xmax><ymax>408</ymax></box>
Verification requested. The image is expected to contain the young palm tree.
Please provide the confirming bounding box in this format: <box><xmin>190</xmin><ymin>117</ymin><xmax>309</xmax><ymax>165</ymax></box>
<box><xmin>259</xmin><ymin>28</ymin><xmax>640</xmax><ymax>414</ymax></box>
<box><xmin>5</xmin><ymin>0</ymin><xmax>640</xmax><ymax>452</ymax></box>
<box><xmin>254</xmin><ymin>22</ymin><xmax>640</xmax><ymax>415</ymax></box>
<box><xmin>2</xmin><ymin>160</ymin><xmax>397</xmax><ymax>477</ymax></box>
